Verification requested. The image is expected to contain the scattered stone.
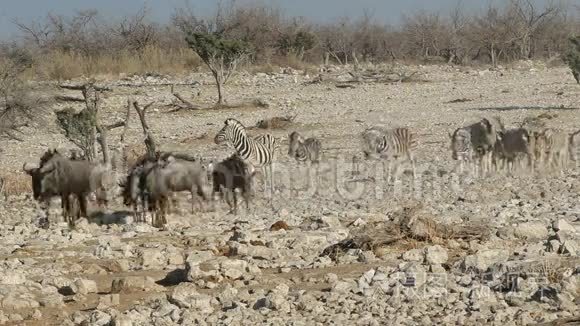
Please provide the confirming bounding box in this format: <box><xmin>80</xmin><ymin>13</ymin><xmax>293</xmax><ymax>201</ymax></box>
<box><xmin>513</xmin><ymin>222</ymin><xmax>548</xmax><ymax>241</ymax></box>
<box><xmin>462</xmin><ymin>249</ymin><xmax>510</xmax><ymax>272</ymax></box>
<box><xmin>168</xmin><ymin>283</ymin><xmax>214</xmax><ymax>314</ymax></box>
<box><xmin>97</xmin><ymin>294</ymin><xmax>120</xmax><ymax>309</ymax></box>
<box><xmin>270</xmin><ymin>221</ymin><xmax>290</xmax><ymax>231</ymax></box>
<box><xmin>425</xmin><ymin>245</ymin><xmax>448</xmax><ymax>265</ymax></box>
<box><xmin>402</xmin><ymin>249</ymin><xmax>424</xmax><ymax>262</ymax></box>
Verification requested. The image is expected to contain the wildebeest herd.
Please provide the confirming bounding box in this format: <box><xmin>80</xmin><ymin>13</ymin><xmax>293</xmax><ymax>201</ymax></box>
<box><xmin>22</xmin><ymin>116</ymin><xmax>580</xmax><ymax>228</ymax></box>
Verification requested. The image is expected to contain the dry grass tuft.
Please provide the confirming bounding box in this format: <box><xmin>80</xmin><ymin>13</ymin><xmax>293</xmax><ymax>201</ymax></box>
<box><xmin>27</xmin><ymin>46</ymin><xmax>202</xmax><ymax>80</ymax></box>
<box><xmin>0</xmin><ymin>170</ymin><xmax>31</xmax><ymax>197</ymax></box>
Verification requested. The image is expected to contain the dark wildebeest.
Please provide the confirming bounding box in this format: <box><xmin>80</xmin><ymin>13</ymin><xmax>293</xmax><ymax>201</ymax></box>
<box><xmin>210</xmin><ymin>154</ymin><xmax>255</xmax><ymax>215</ymax></box>
<box><xmin>120</xmin><ymin>152</ymin><xmax>209</xmax><ymax>227</ymax></box>
<box><xmin>493</xmin><ymin>128</ymin><xmax>535</xmax><ymax>174</ymax></box>
<box><xmin>23</xmin><ymin>162</ymin><xmax>76</xmax><ymax>227</ymax></box>
<box><xmin>24</xmin><ymin>149</ymin><xmax>112</xmax><ymax>227</ymax></box>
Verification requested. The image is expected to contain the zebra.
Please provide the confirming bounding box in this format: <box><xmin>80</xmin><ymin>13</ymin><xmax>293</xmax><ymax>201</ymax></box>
<box><xmin>449</xmin><ymin>127</ymin><xmax>474</xmax><ymax>174</ymax></box>
<box><xmin>361</xmin><ymin>126</ymin><xmax>417</xmax><ymax>178</ymax></box>
<box><xmin>533</xmin><ymin>128</ymin><xmax>569</xmax><ymax>172</ymax></box>
<box><xmin>214</xmin><ymin>118</ymin><xmax>276</xmax><ymax>195</ymax></box>
<box><xmin>288</xmin><ymin>131</ymin><xmax>322</xmax><ymax>163</ymax></box>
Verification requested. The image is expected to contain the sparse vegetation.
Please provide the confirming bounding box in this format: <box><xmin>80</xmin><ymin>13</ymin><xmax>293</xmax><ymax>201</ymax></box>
<box><xmin>0</xmin><ymin>1</ymin><xmax>577</xmax><ymax>80</ymax></box>
<box><xmin>564</xmin><ymin>36</ymin><xmax>580</xmax><ymax>83</ymax></box>
<box><xmin>185</xmin><ymin>32</ymin><xmax>250</xmax><ymax>105</ymax></box>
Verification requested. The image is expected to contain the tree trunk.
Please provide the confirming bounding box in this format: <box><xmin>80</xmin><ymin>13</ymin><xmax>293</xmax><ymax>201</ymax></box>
<box><xmin>217</xmin><ymin>80</ymin><xmax>224</xmax><ymax>105</ymax></box>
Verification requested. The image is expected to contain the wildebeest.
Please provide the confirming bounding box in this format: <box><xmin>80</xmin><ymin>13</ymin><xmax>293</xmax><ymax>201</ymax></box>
<box><xmin>209</xmin><ymin>154</ymin><xmax>254</xmax><ymax>215</ymax></box>
<box><xmin>493</xmin><ymin>128</ymin><xmax>535</xmax><ymax>174</ymax></box>
<box><xmin>120</xmin><ymin>152</ymin><xmax>210</xmax><ymax>227</ymax></box>
<box><xmin>450</xmin><ymin>117</ymin><xmax>504</xmax><ymax>175</ymax></box>
<box><xmin>23</xmin><ymin>149</ymin><xmax>113</xmax><ymax>227</ymax></box>
<box><xmin>23</xmin><ymin>162</ymin><xmax>75</xmax><ymax>226</ymax></box>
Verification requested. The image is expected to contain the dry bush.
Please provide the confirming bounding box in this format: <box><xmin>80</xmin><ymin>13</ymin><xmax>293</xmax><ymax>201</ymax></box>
<box><xmin>3</xmin><ymin>0</ymin><xmax>579</xmax><ymax>80</ymax></box>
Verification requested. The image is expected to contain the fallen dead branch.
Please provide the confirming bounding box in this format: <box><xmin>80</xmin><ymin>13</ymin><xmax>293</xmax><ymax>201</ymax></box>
<box><xmin>320</xmin><ymin>204</ymin><xmax>491</xmax><ymax>262</ymax></box>
<box><xmin>533</xmin><ymin>315</ymin><xmax>580</xmax><ymax>326</ymax></box>
<box><xmin>305</xmin><ymin>67</ymin><xmax>425</xmax><ymax>87</ymax></box>
<box><xmin>59</xmin><ymin>83</ymin><xmax>112</xmax><ymax>92</ymax></box>
<box><xmin>446</xmin><ymin>98</ymin><xmax>473</xmax><ymax>103</ymax></box>
<box><xmin>166</xmin><ymin>84</ymin><xmax>201</xmax><ymax>112</ymax></box>
<box><xmin>335</xmin><ymin>83</ymin><xmax>356</xmax><ymax>89</ymax></box>
<box><xmin>54</xmin><ymin>95</ymin><xmax>85</xmax><ymax>103</ymax></box>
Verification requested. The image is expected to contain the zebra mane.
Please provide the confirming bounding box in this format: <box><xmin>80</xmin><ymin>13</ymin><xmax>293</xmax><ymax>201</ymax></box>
<box><xmin>225</xmin><ymin>118</ymin><xmax>245</xmax><ymax>128</ymax></box>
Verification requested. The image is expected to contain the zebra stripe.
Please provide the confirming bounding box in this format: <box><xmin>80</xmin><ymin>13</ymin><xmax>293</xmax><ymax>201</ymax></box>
<box><xmin>215</xmin><ymin>119</ymin><xmax>276</xmax><ymax>167</ymax></box>
<box><xmin>215</xmin><ymin>118</ymin><xmax>276</xmax><ymax>195</ymax></box>
<box><xmin>362</xmin><ymin>127</ymin><xmax>417</xmax><ymax>159</ymax></box>
<box><xmin>361</xmin><ymin>126</ymin><xmax>417</xmax><ymax>178</ymax></box>
<box><xmin>288</xmin><ymin>131</ymin><xmax>321</xmax><ymax>163</ymax></box>
<box><xmin>534</xmin><ymin>128</ymin><xmax>569</xmax><ymax>170</ymax></box>
<box><xmin>450</xmin><ymin>128</ymin><xmax>473</xmax><ymax>162</ymax></box>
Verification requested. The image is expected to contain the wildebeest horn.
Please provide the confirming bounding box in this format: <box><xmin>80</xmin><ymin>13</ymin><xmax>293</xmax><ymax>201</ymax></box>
<box><xmin>22</xmin><ymin>162</ymin><xmax>38</xmax><ymax>174</ymax></box>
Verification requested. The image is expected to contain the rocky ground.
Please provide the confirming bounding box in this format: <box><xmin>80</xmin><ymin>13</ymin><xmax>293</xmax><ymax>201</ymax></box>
<box><xmin>0</xmin><ymin>62</ymin><xmax>579</xmax><ymax>325</ymax></box>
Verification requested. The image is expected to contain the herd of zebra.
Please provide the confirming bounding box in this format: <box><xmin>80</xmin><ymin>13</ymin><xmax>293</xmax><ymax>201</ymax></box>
<box><xmin>21</xmin><ymin>116</ymin><xmax>580</xmax><ymax>228</ymax></box>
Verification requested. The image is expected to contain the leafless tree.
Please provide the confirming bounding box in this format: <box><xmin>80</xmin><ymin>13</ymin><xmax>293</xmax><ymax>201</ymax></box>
<box><xmin>0</xmin><ymin>58</ymin><xmax>41</xmax><ymax>141</ymax></box>
<box><xmin>115</xmin><ymin>6</ymin><xmax>159</xmax><ymax>53</ymax></box>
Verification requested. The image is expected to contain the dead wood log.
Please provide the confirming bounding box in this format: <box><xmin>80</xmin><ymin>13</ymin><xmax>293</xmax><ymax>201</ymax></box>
<box><xmin>105</xmin><ymin>121</ymin><xmax>126</xmax><ymax>131</ymax></box>
<box><xmin>167</xmin><ymin>84</ymin><xmax>201</xmax><ymax>112</ymax></box>
<box><xmin>533</xmin><ymin>316</ymin><xmax>580</xmax><ymax>326</ymax></box>
<box><xmin>335</xmin><ymin>83</ymin><xmax>356</xmax><ymax>89</ymax></box>
<box><xmin>132</xmin><ymin>101</ymin><xmax>157</xmax><ymax>159</ymax></box>
<box><xmin>54</xmin><ymin>95</ymin><xmax>85</xmax><ymax>103</ymax></box>
<box><xmin>59</xmin><ymin>84</ymin><xmax>112</xmax><ymax>92</ymax></box>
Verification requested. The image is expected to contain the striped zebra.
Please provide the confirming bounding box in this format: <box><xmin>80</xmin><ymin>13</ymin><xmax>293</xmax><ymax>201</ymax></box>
<box><xmin>449</xmin><ymin>127</ymin><xmax>474</xmax><ymax>174</ymax></box>
<box><xmin>214</xmin><ymin>118</ymin><xmax>276</xmax><ymax>194</ymax></box>
<box><xmin>534</xmin><ymin>128</ymin><xmax>569</xmax><ymax>172</ymax></box>
<box><xmin>288</xmin><ymin>131</ymin><xmax>322</xmax><ymax>163</ymax></box>
<box><xmin>361</xmin><ymin>126</ymin><xmax>417</xmax><ymax>178</ymax></box>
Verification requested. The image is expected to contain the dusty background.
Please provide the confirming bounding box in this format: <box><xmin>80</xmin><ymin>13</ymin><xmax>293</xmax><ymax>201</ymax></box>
<box><xmin>0</xmin><ymin>62</ymin><xmax>579</xmax><ymax>325</ymax></box>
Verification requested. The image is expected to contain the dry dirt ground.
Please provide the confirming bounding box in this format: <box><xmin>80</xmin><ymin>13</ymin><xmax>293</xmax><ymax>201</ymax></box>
<box><xmin>0</xmin><ymin>62</ymin><xmax>579</xmax><ymax>325</ymax></box>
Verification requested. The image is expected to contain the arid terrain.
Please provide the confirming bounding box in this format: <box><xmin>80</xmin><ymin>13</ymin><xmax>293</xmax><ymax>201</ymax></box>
<box><xmin>0</xmin><ymin>62</ymin><xmax>579</xmax><ymax>325</ymax></box>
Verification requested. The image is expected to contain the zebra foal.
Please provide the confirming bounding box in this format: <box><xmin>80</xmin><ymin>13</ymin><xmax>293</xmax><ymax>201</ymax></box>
<box><xmin>449</xmin><ymin>128</ymin><xmax>475</xmax><ymax>174</ymax></box>
<box><xmin>288</xmin><ymin>131</ymin><xmax>322</xmax><ymax>163</ymax></box>
<box><xmin>214</xmin><ymin>118</ymin><xmax>276</xmax><ymax>195</ymax></box>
